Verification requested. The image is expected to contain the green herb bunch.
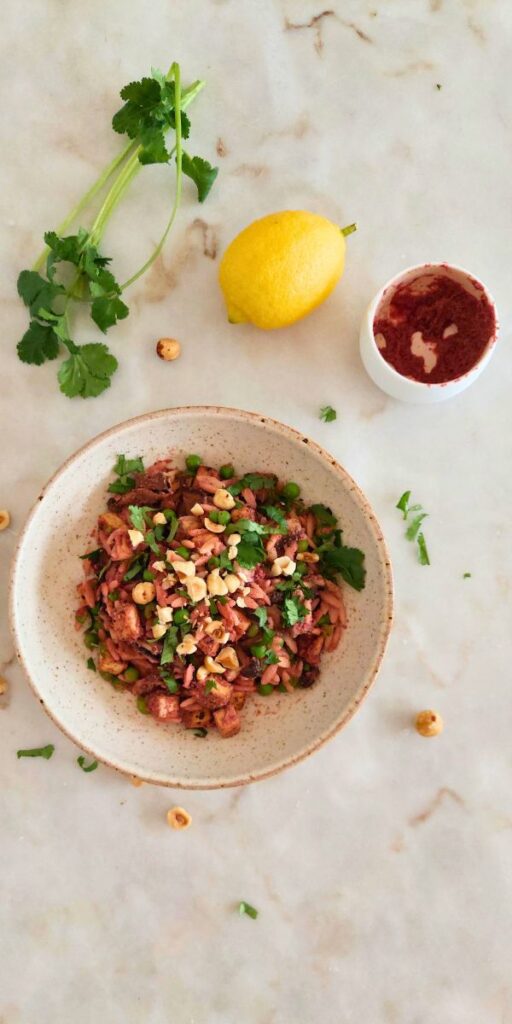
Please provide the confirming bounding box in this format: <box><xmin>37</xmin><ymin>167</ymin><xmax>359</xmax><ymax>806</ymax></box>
<box><xmin>16</xmin><ymin>63</ymin><xmax>218</xmax><ymax>398</ymax></box>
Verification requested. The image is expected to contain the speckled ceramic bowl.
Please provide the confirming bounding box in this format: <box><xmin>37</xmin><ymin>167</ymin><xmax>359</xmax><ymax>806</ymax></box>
<box><xmin>10</xmin><ymin>407</ymin><xmax>393</xmax><ymax>788</ymax></box>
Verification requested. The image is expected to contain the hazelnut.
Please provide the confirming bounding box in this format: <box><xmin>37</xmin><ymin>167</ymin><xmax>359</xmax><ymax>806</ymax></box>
<box><xmin>156</xmin><ymin>337</ymin><xmax>181</xmax><ymax>361</ymax></box>
<box><xmin>132</xmin><ymin>581</ymin><xmax>156</xmax><ymax>605</ymax></box>
<box><xmin>167</xmin><ymin>806</ymin><xmax>192</xmax><ymax>830</ymax></box>
<box><xmin>0</xmin><ymin>509</ymin><xmax>11</xmax><ymax>531</ymax></box>
<box><xmin>415</xmin><ymin>709</ymin><xmax>444</xmax><ymax>738</ymax></box>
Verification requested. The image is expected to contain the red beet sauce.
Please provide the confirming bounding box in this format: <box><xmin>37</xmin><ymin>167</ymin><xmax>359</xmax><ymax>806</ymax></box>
<box><xmin>373</xmin><ymin>272</ymin><xmax>496</xmax><ymax>384</ymax></box>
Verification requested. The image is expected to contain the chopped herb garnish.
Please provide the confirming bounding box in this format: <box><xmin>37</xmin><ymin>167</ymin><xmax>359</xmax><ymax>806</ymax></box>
<box><xmin>238</xmin><ymin>901</ymin><xmax>258</xmax><ymax>919</ymax></box>
<box><xmin>160</xmin><ymin>671</ymin><xmax>179</xmax><ymax>693</ymax></box>
<box><xmin>77</xmin><ymin>755</ymin><xmax>98</xmax><ymax>772</ymax></box>
<box><xmin>143</xmin><ymin>569</ymin><xmax>155</xmax><ymax>582</ymax></box>
<box><xmin>160</xmin><ymin>626</ymin><xmax>179</xmax><ymax>665</ymax></box>
<box><xmin>310</xmin><ymin>503</ymin><xmax>337</xmax><ymax>528</ymax></box>
<box><xmin>124</xmin><ymin>554</ymin><xmax>149</xmax><ymax>580</ymax></box>
<box><xmin>463</xmin><ymin>572</ymin><xmax>472</xmax><ymax>579</ymax></box>
<box><xmin>263</xmin><ymin>650</ymin><xmax>279</xmax><ymax>666</ymax></box>
<box><xmin>236</xmin><ymin>534</ymin><xmax>266</xmax><ymax>569</ymax></box>
<box><xmin>205</xmin><ymin>679</ymin><xmax>218</xmax><ymax>693</ymax></box>
<box><xmin>208</xmin><ymin>550</ymin><xmax>232</xmax><ymax>571</ymax></box>
<box><xmin>145</xmin><ymin>529</ymin><xmax>161</xmax><ymax>555</ymax></box>
<box><xmin>194</xmin><ymin>727</ymin><xmax>208</xmax><ymax>737</ymax></box>
<box><xmin>227</xmin><ymin>473</ymin><xmax>276</xmax><ymax>496</ymax></box>
<box><xmin>108</xmin><ymin>589</ymin><xmax>120</xmax><ymax>602</ymax></box>
<box><xmin>136</xmin><ymin>696</ymin><xmax>149</xmax><ymax>714</ymax></box>
<box><xmin>254</xmin><ymin>606</ymin><xmax>268</xmax><ymax>628</ymax></box>
<box><xmin>17</xmin><ymin>744</ymin><xmax>55</xmax><ymax>760</ymax></box>
<box><xmin>282</xmin><ymin>596</ymin><xmax>307</xmax><ymax>627</ymax></box>
<box><xmin>79</xmin><ymin>548</ymin><xmax>102</xmax><ymax>562</ymax></box>
<box><xmin>263</xmin><ymin>505</ymin><xmax>288</xmax><ymax>532</ymax></box>
<box><xmin>316</xmin><ymin>533</ymin><xmax>366</xmax><ymax>591</ymax></box>
<box><xmin>86</xmin><ymin>657</ymin><xmax>96</xmax><ymax>671</ymax></box>
<box><xmin>108</xmin><ymin>454</ymin><xmax>145</xmax><ymax>494</ymax></box>
<box><xmin>417</xmin><ymin>532</ymin><xmax>430</xmax><ymax>566</ymax></box>
<box><xmin>250</xmin><ymin>643</ymin><xmax>267</xmax><ymax>659</ymax></box>
<box><xmin>396</xmin><ymin>491</ymin><xmax>431</xmax><ymax>565</ymax></box>
<box><xmin>128</xmin><ymin>504</ymin><xmax>148</xmax><ymax>532</ymax></box>
<box><xmin>320</xmin><ymin>405</ymin><xmax>337</xmax><ymax>422</ymax></box>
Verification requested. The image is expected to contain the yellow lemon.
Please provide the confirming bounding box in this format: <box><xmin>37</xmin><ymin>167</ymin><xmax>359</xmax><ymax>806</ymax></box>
<box><xmin>219</xmin><ymin>210</ymin><xmax>353</xmax><ymax>330</ymax></box>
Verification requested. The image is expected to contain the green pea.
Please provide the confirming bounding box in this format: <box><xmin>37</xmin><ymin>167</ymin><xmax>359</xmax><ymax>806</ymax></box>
<box><xmin>250</xmin><ymin>644</ymin><xmax>267</xmax><ymax>659</ymax></box>
<box><xmin>186</xmin><ymin>454</ymin><xmax>201</xmax><ymax>473</ymax></box>
<box><xmin>83</xmin><ymin>631</ymin><xmax>98</xmax><ymax>650</ymax></box>
<box><xmin>123</xmin><ymin>666</ymin><xmax>140</xmax><ymax>683</ymax></box>
<box><xmin>297</xmin><ymin>539</ymin><xmax>309</xmax><ymax>553</ymax></box>
<box><xmin>258</xmin><ymin>684</ymin><xmax>274</xmax><ymax>696</ymax></box>
<box><xmin>175</xmin><ymin>545</ymin><xmax>190</xmax><ymax>560</ymax></box>
<box><xmin>247</xmin><ymin>623</ymin><xmax>259</xmax><ymax>638</ymax></box>
<box><xmin>99</xmin><ymin>670</ymin><xmax>117</xmax><ymax>683</ymax></box>
<box><xmin>173</xmin><ymin>609</ymin><xmax>189</xmax><ymax>625</ymax></box>
<box><xmin>144</xmin><ymin>603</ymin><xmax>156</xmax><ymax>620</ymax></box>
<box><xmin>219</xmin><ymin>463</ymin><xmax>235</xmax><ymax>480</ymax></box>
<box><xmin>282</xmin><ymin>482</ymin><xmax>300</xmax><ymax>500</ymax></box>
<box><xmin>136</xmin><ymin>696</ymin><xmax>150</xmax><ymax>715</ymax></box>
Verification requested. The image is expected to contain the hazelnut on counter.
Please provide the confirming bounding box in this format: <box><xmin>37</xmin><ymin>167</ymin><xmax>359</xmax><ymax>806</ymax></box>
<box><xmin>415</xmin><ymin>709</ymin><xmax>444</xmax><ymax>738</ymax></box>
<box><xmin>156</xmin><ymin>337</ymin><xmax>181</xmax><ymax>361</ymax></box>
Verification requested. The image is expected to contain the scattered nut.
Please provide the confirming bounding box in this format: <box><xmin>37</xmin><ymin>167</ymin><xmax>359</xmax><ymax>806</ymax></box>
<box><xmin>207</xmin><ymin>569</ymin><xmax>229</xmax><ymax>597</ymax></box>
<box><xmin>152</xmin><ymin>623</ymin><xmax>168</xmax><ymax>640</ymax></box>
<box><xmin>271</xmin><ymin>556</ymin><xmax>296</xmax><ymax>577</ymax></box>
<box><xmin>0</xmin><ymin>509</ymin><xmax>12</xmax><ymax>531</ymax></box>
<box><xmin>415</xmin><ymin>709</ymin><xmax>444</xmax><ymax>738</ymax></box>
<box><xmin>227</xmin><ymin>532</ymin><xmax>241</xmax><ymax>547</ymax></box>
<box><xmin>128</xmin><ymin>529</ymin><xmax>145</xmax><ymax>548</ymax></box>
<box><xmin>157</xmin><ymin>605</ymin><xmax>174</xmax><ymax>624</ymax></box>
<box><xmin>132</xmin><ymin>581</ymin><xmax>156</xmax><ymax>605</ymax></box>
<box><xmin>172</xmin><ymin>559</ymin><xmax>196</xmax><ymax>579</ymax></box>
<box><xmin>216</xmin><ymin>646</ymin><xmax>239</xmax><ymax>670</ymax></box>
<box><xmin>177</xmin><ymin>636</ymin><xmax>197</xmax><ymax>657</ymax></box>
<box><xmin>186</xmin><ymin>577</ymin><xmax>207</xmax><ymax>603</ymax></box>
<box><xmin>0</xmin><ymin>676</ymin><xmax>9</xmax><ymax>696</ymax></box>
<box><xmin>297</xmin><ymin>551</ymin><xmax>319</xmax><ymax>564</ymax></box>
<box><xmin>167</xmin><ymin>806</ymin><xmax>192</xmax><ymax>830</ymax></box>
<box><xmin>130</xmin><ymin>776</ymin><xmax>144</xmax><ymax>787</ymax></box>
<box><xmin>223</xmin><ymin>573</ymin><xmax>241</xmax><ymax>594</ymax></box>
<box><xmin>204</xmin><ymin>655</ymin><xmax>225</xmax><ymax>675</ymax></box>
<box><xmin>152</xmin><ymin>511</ymin><xmax>167</xmax><ymax>525</ymax></box>
<box><xmin>156</xmin><ymin>337</ymin><xmax>181</xmax><ymax>361</ymax></box>
<box><xmin>152</xmin><ymin>560</ymin><xmax>166</xmax><ymax>573</ymax></box>
<box><xmin>204</xmin><ymin>517</ymin><xmax>226</xmax><ymax>534</ymax></box>
<box><xmin>213</xmin><ymin>488</ymin><xmax>236</xmax><ymax>511</ymax></box>
<box><xmin>190</xmin><ymin>503</ymin><xmax>205</xmax><ymax>517</ymax></box>
<box><xmin>205</xmin><ymin>620</ymin><xmax>230</xmax><ymax>643</ymax></box>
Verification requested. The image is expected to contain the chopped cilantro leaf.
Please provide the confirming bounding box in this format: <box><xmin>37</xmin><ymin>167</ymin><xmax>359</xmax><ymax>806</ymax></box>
<box><xmin>318</xmin><ymin>542</ymin><xmax>366</xmax><ymax>591</ymax></box>
<box><xmin>238</xmin><ymin>901</ymin><xmax>258</xmax><ymax>919</ymax></box>
<box><xmin>310</xmin><ymin>503</ymin><xmax>338</xmax><ymax>528</ymax></box>
<box><xmin>194</xmin><ymin>727</ymin><xmax>208</xmax><ymax>737</ymax></box>
<box><xmin>417</xmin><ymin>533</ymin><xmax>430</xmax><ymax>566</ymax></box>
<box><xmin>17</xmin><ymin>745</ymin><xmax>54</xmax><ymax>760</ymax></box>
<box><xmin>86</xmin><ymin>657</ymin><xmax>96</xmax><ymax>671</ymax></box>
<box><xmin>320</xmin><ymin>405</ymin><xmax>337</xmax><ymax>422</ymax></box>
<box><xmin>282</xmin><ymin>596</ymin><xmax>307</xmax><ymax>627</ymax></box>
<box><xmin>396</xmin><ymin>491</ymin><xmax>411</xmax><ymax>520</ymax></box>
<box><xmin>406</xmin><ymin>513</ymin><xmax>428</xmax><ymax>542</ymax></box>
<box><xmin>228</xmin><ymin>473</ymin><xmax>276</xmax><ymax>496</ymax></box>
<box><xmin>463</xmin><ymin>572</ymin><xmax>472</xmax><ymax>579</ymax></box>
<box><xmin>254</xmin><ymin>607</ymin><xmax>268</xmax><ymax>628</ymax></box>
<box><xmin>160</xmin><ymin>671</ymin><xmax>179</xmax><ymax>693</ymax></box>
<box><xmin>236</xmin><ymin>535</ymin><xmax>266</xmax><ymax>569</ymax></box>
<box><xmin>263</xmin><ymin>505</ymin><xmax>288</xmax><ymax>533</ymax></box>
<box><xmin>182</xmin><ymin>152</ymin><xmax>219</xmax><ymax>202</ymax></box>
<box><xmin>77</xmin><ymin>756</ymin><xmax>98</xmax><ymax>772</ymax></box>
<box><xmin>205</xmin><ymin>679</ymin><xmax>218</xmax><ymax>693</ymax></box>
<box><xmin>128</xmin><ymin>505</ymin><xmax>147</xmax><ymax>532</ymax></box>
<box><xmin>160</xmin><ymin>626</ymin><xmax>178</xmax><ymax>665</ymax></box>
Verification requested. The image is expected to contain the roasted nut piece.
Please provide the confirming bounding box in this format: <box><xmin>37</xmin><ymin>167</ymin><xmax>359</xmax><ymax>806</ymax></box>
<box><xmin>132</xmin><ymin>581</ymin><xmax>156</xmax><ymax>605</ymax></box>
<box><xmin>167</xmin><ymin>807</ymin><xmax>192</xmax><ymax>829</ymax></box>
<box><xmin>213</xmin><ymin>488</ymin><xmax>236</xmax><ymax>511</ymax></box>
<box><xmin>156</xmin><ymin>337</ymin><xmax>181</xmax><ymax>361</ymax></box>
<box><xmin>0</xmin><ymin>509</ymin><xmax>11</xmax><ymax>531</ymax></box>
<box><xmin>415</xmin><ymin>709</ymin><xmax>444</xmax><ymax>737</ymax></box>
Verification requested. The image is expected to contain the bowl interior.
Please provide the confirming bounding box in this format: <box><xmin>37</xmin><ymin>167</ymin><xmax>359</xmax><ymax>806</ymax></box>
<box><xmin>11</xmin><ymin>408</ymin><xmax>393</xmax><ymax>788</ymax></box>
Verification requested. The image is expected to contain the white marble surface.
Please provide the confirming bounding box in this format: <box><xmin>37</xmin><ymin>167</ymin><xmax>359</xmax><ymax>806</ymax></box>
<box><xmin>1</xmin><ymin>1</ymin><xmax>512</xmax><ymax>1021</ymax></box>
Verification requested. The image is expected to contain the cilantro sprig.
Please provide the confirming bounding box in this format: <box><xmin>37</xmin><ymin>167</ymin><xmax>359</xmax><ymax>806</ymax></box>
<box><xmin>396</xmin><ymin>491</ymin><xmax>430</xmax><ymax>565</ymax></box>
<box><xmin>311</xmin><ymin>504</ymin><xmax>366</xmax><ymax>591</ymax></box>
<box><xmin>320</xmin><ymin>405</ymin><xmax>337</xmax><ymax>423</ymax></box>
<box><xmin>16</xmin><ymin>62</ymin><xmax>218</xmax><ymax>398</ymax></box>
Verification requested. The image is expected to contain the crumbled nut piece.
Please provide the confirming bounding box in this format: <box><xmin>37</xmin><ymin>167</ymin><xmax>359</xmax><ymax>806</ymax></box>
<box><xmin>130</xmin><ymin>776</ymin><xmax>144</xmax><ymax>787</ymax></box>
<box><xmin>228</xmin><ymin>533</ymin><xmax>241</xmax><ymax>547</ymax></box>
<box><xmin>297</xmin><ymin>551</ymin><xmax>319</xmax><ymax>563</ymax></box>
<box><xmin>228</xmin><ymin>545</ymin><xmax>238</xmax><ymax>560</ymax></box>
<box><xmin>0</xmin><ymin>676</ymin><xmax>9</xmax><ymax>696</ymax></box>
<box><xmin>167</xmin><ymin>806</ymin><xmax>192</xmax><ymax>829</ymax></box>
<box><xmin>207</xmin><ymin>569</ymin><xmax>229</xmax><ymax>596</ymax></box>
<box><xmin>236</xmin><ymin>597</ymin><xmax>246</xmax><ymax>608</ymax></box>
<box><xmin>152</xmin><ymin>511</ymin><xmax>167</xmax><ymax>525</ymax></box>
<box><xmin>157</xmin><ymin>605</ymin><xmax>173</xmax><ymax>624</ymax></box>
<box><xmin>152</xmin><ymin>623</ymin><xmax>167</xmax><ymax>640</ymax></box>
<box><xmin>196</xmin><ymin>666</ymin><xmax>208</xmax><ymax>682</ymax></box>
<box><xmin>156</xmin><ymin>337</ymin><xmax>181</xmax><ymax>361</ymax></box>
<box><xmin>172</xmin><ymin>559</ymin><xmax>196</xmax><ymax>579</ymax></box>
<box><xmin>132</xmin><ymin>581</ymin><xmax>156</xmax><ymax>605</ymax></box>
<box><xmin>186</xmin><ymin>577</ymin><xmax>207</xmax><ymax>603</ymax></box>
<box><xmin>216</xmin><ymin>646</ymin><xmax>239</xmax><ymax>670</ymax></box>
<box><xmin>152</xmin><ymin>560</ymin><xmax>166</xmax><ymax>572</ymax></box>
<box><xmin>205</xmin><ymin>620</ymin><xmax>230</xmax><ymax>643</ymax></box>
<box><xmin>224</xmin><ymin>573</ymin><xmax>241</xmax><ymax>594</ymax></box>
<box><xmin>177</xmin><ymin>635</ymin><xmax>197</xmax><ymax>656</ymax></box>
<box><xmin>128</xmin><ymin>529</ymin><xmax>145</xmax><ymax>548</ymax></box>
<box><xmin>271</xmin><ymin>556</ymin><xmax>296</xmax><ymax>577</ymax></box>
<box><xmin>190</xmin><ymin>503</ymin><xmax>204</xmax><ymax>517</ymax></box>
<box><xmin>415</xmin><ymin>709</ymin><xmax>444</xmax><ymax>737</ymax></box>
<box><xmin>213</xmin><ymin>488</ymin><xmax>236</xmax><ymax>511</ymax></box>
<box><xmin>204</xmin><ymin>655</ymin><xmax>225</xmax><ymax>675</ymax></box>
<box><xmin>204</xmin><ymin>517</ymin><xmax>226</xmax><ymax>534</ymax></box>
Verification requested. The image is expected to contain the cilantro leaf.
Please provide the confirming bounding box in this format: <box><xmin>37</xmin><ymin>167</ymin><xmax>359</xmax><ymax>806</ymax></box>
<box><xmin>228</xmin><ymin>474</ymin><xmax>276</xmax><ymax>496</ymax></box>
<box><xmin>263</xmin><ymin>505</ymin><xmax>288</xmax><ymax>533</ymax></box>
<box><xmin>320</xmin><ymin>405</ymin><xmax>337</xmax><ymax>423</ymax></box>
<box><xmin>182</xmin><ymin>153</ymin><xmax>219</xmax><ymax>202</ymax></box>
<box><xmin>128</xmin><ymin>506</ymin><xmax>147</xmax><ymax>532</ymax></box>
<box><xmin>310</xmin><ymin>504</ymin><xmax>337</xmax><ymax>528</ymax></box>
<box><xmin>17</xmin><ymin>321</ymin><xmax>60</xmax><ymax>365</ymax></box>
<box><xmin>205</xmin><ymin>679</ymin><xmax>218</xmax><ymax>693</ymax></box>
<box><xmin>17</xmin><ymin>744</ymin><xmax>54</xmax><ymax>760</ymax></box>
<box><xmin>233</xmin><ymin>519</ymin><xmax>267</xmax><ymax>536</ymax></box>
<box><xmin>282</xmin><ymin>596</ymin><xmax>307</xmax><ymax>627</ymax></box>
<box><xmin>417</xmin><ymin>533</ymin><xmax>430</xmax><ymax>566</ymax></box>
<box><xmin>112</xmin><ymin>74</ymin><xmax>191</xmax><ymax>165</ymax></box>
<box><xmin>238</xmin><ymin>901</ymin><xmax>258</xmax><ymax>920</ymax></box>
<box><xmin>406</xmin><ymin>513</ymin><xmax>428</xmax><ymax>542</ymax></box>
<box><xmin>160</xmin><ymin>670</ymin><xmax>179</xmax><ymax>693</ymax></box>
<box><xmin>161</xmin><ymin>626</ymin><xmax>178</xmax><ymax>665</ymax></box>
<box><xmin>113</xmin><ymin>454</ymin><xmax>145</xmax><ymax>477</ymax></box>
<box><xmin>17</xmin><ymin>270</ymin><xmax>65</xmax><ymax>316</ymax></box>
<box><xmin>236</xmin><ymin>535</ymin><xmax>266</xmax><ymax>569</ymax></box>
<box><xmin>254</xmin><ymin>607</ymin><xmax>268</xmax><ymax>628</ymax></box>
<box><xmin>113</xmin><ymin>77</ymin><xmax>162</xmax><ymax>139</ymax></box>
<box><xmin>91</xmin><ymin>295</ymin><xmax>129</xmax><ymax>333</ymax></box>
<box><xmin>319</xmin><ymin>544</ymin><xmax>366</xmax><ymax>591</ymax></box>
<box><xmin>58</xmin><ymin>343</ymin><xmax>118</xmax><ymax>398</ymax></box>
<box><xmin>396</xmin><ymin>491</ymin><xmax>411</xmax><ymax>520</ymax></box>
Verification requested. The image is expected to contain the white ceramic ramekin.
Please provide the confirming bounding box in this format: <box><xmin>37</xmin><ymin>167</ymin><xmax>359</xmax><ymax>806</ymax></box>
<box><xmin>359</xmin><ymin>263</ymin><xmax>499</xmax><ymax>404</ymax></box>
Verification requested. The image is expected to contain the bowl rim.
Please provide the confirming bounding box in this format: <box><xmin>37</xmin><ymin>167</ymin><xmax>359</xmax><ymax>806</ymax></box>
<box><xmin>9</xmin><ymin>405</ymin><xmax>394</xmax><ymax>789</ymax></box>
<box><xmin>363</xmin><ymin>261</ymin><xmax>499</xmax><ymax>391</ymax></box>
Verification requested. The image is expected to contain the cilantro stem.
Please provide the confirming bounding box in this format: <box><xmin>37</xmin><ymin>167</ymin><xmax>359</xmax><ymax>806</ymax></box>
<box><xmin>32</xmin><ymin>140</ymin><xmax>138</xmax><ymax>272</ymax></box>
<box><xmin>121</xmin><ymin>62</ymin><xmax>183</xmax><ymax>290</ymax></box>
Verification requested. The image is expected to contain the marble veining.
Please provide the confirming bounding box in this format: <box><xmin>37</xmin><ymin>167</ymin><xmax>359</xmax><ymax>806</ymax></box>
<box><xmin>1</xmin><ymin>0</ymin><xmax>511</xmax><ymax>1022</ymax></box>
